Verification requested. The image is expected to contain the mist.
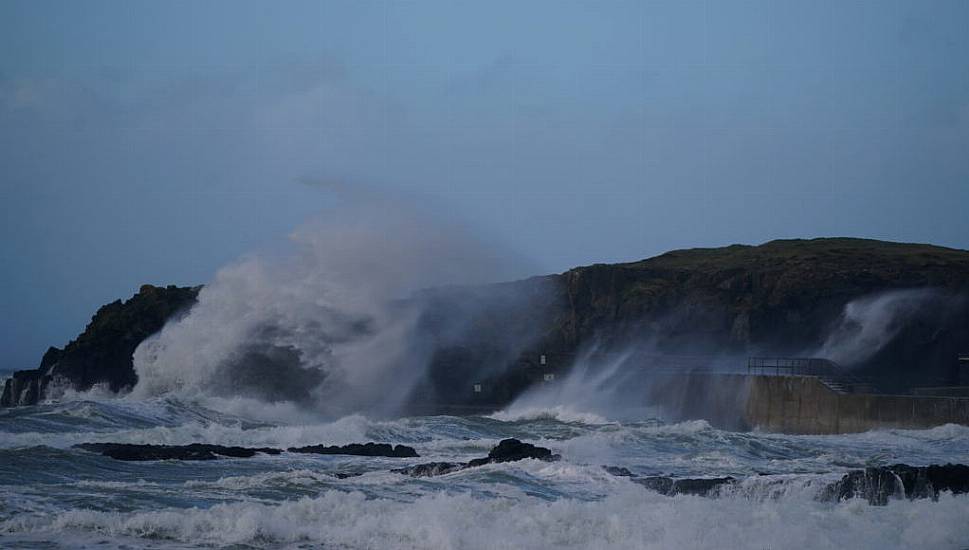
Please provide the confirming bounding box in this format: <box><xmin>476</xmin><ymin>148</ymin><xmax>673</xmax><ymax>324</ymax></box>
<box><xmin>131</xmin><ymin>197</ymin><xmax>538</xmax><ymax>419</ymax></box>
<box><xmin>816</xmin><ymin>289</ymin><xmax>945</xmax><ymax>366</ymax></box>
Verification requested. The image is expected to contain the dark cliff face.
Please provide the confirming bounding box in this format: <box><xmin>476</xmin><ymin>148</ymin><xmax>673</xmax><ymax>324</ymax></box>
<box><xmin>1</xmin><ymin>285</ymin><xmax>200</xmax><ymax>406</ymax></box>
<box><xmin>565</xmin><ymin>239</ymin><xmax>969</xmax><ymax>388</ymax></box>
<box><xmin>421</xmin><ymin>238</ymin><xmax>969</xmax><ymax>401</ymax></box>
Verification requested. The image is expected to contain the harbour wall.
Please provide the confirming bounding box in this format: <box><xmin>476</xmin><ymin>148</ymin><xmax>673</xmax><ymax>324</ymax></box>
<box><xmin>743</xmin><ymin>374</ymin><xmax>969</xmax><ymax>434</ymax></box>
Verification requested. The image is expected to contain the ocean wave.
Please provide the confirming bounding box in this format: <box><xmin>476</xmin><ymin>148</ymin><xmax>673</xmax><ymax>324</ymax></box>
<box><xmin>488</xmin><ymin>406</ymin><xmax>612</xmax><ymax>425</ymax></box>
<box><xmin>4</xmin><ymin>486</ymin><xmax>969</xmax><ymax>549</ymax></box>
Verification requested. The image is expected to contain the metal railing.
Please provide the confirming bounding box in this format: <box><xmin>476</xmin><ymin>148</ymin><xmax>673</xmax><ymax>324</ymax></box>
<box><xmin>746</xmin><ymin>357</ymin><xmax>839</xmax><ymax>376</ymax></box>
<box><xmin>747</xmin><ymin>357</ymin><xmax>881</xmax><ymax>394</ymax></box>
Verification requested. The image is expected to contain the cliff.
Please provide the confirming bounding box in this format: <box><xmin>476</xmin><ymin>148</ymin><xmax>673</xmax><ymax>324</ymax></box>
<box><xmin>5</xmin><ymin>238</ymin><xmax>969</xmax><ymax>408</ymax></box>
<box><xmin>1</xmin><ymin>284</ymin><xmax>200</xmax><ymax>406</ymax></box>
<box><xmin>420</xmin><ymin>238</ymin><xmax>969</xmax><ymax>402</ymax></box>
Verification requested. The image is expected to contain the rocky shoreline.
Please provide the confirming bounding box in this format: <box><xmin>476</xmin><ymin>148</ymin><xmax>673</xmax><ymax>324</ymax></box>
<box><xmin>74</xmin><ymin>437</ymin><xmax>969</xmax><ymax>506</ymax></box>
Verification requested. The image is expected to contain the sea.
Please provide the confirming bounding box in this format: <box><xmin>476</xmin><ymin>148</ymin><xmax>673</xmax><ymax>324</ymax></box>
<box><xmin>2</xmin><ymin>394</ymin><xmax>969</xmax><ymax>549</ymax></box>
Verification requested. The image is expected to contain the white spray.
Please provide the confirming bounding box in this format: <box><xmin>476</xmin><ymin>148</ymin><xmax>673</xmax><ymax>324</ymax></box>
<box><xmin>131</xmin><ymin>198</ymin><xmax>526</xmax><ymax>418</ymax></box>
<box><xmin>815</xmin><ymin>288</ymin><xmax>941</xmax><ymax>366</ymax></box>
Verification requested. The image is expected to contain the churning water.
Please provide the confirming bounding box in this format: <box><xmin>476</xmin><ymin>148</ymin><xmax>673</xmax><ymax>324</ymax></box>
<box><xmin>1</xmin><ymin>395</ymin><xmax>969</xmax><ymax>549</ymax></box>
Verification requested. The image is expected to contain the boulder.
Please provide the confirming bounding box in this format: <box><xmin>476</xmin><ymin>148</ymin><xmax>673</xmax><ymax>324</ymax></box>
<box><xmin>394</xmin><ymin>439</ymin><xmax>558</xmax><ymax>477</ymax></box>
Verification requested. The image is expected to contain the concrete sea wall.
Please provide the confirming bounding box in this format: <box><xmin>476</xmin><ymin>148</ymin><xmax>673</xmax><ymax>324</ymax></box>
<box><xmin>744</xmin><ymin>375</ymin><xmax>969</xmax><ymax>434</ymax></box>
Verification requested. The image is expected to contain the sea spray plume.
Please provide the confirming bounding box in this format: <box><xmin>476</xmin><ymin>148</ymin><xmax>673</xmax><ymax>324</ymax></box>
<box><xmin>500</xmin><ymin>341</ymin><xmax>747</xmax><ymax>424</ymax></box>
<box><xmin>500</xmin><ymin>345</ymin><xmax>636</xmax><ymax>422</ymax></box>
<box><xmin>815</xmin><ymin>288</ymin><xmax>945</xmax><ymax>366</ymax></box>
<box><xmin>406</xmin><ymin>276</ymin><xmax>563</xmax><ymax>410</ymax></box>
<box><xmin>132</xmin><ymin>200</ymin><xmax>528</xmax><ymax>418</ymax></box>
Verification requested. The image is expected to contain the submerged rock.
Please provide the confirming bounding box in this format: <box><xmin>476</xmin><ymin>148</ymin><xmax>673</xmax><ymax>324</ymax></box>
<box><xmin>602</xmin><ymin>464</ymin><xmax>736</xmax><ymax>496</ymax></box>
<box><xmin>633</xmin><ymin>476</ymin><xmax>736</xmax><ymax>497</ymax></box>
<box><xmin>604</xmin><ymin>462</ymin><xmax>969</xmax><ymax>504</ymax></box>
<box><xmin>74</xmin><ymin>443</ymin><xmax>282</xmax><ymax>461</ymax></box>
<box><xmin>393</xmin><ymin>462</ymin><xmax>467</xmax><ymax>477</ymax></box>
<box><xmin>394</xmin><ymin>438</ymin><xmax>558</xmax><ymax>477</ymax></box>
<box><xmin>288</xmin><ymin>443</ymin><xmax>418</xmax><ymax>458</ymax></box>
<box><xmin>822</xmin><ymin>463</ymin><xmax>969</xmax><ymax>505</ymax></box>
<box><xmin>76</xmin><ymin>441</ymin><xmax>419</xmax><ymax>461</ymax></box>
<box><xmin>602</xmin><ymin>465</ymin><xmax>635</xmax><ymax>477</ymax></box>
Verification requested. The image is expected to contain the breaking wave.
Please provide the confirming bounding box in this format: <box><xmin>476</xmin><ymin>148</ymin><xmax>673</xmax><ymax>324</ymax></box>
<box><xmin>5</xmin><ymin>486</ymin><xmax>969</xmax><ymax>550</ymax></box>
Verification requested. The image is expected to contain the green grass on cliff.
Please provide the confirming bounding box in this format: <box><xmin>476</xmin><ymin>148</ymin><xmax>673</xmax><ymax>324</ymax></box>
<box><xmin>621</xmin><ymin>238</ymin><xmax>969</xmax><ymax>274</ymax></box>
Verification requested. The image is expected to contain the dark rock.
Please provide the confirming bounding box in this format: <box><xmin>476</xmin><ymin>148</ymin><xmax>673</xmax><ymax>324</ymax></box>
<box><xmin>394</xmin><ymin>439</ymin><xmax>558</xmax><ymax>477</ymax></box>
<box><xmin>288</xmin><ymin>443</ymin><xmax>418</xmax><ymax>458</ymax></box>
<box><xmin>2</xmin><ymin>285</ymin><xmax>200</xmax><ymax>407</ymax></box>
<box><xmin>618</xmin><ymin>463</ymin><xmax>969</xmax><ymax>504</ymax></box>
<box><xmin>467</xmin><ymin>438</ymin><xmax>559</xmax><ymax>467</ymax></box>
<box><xmin>74</xmin><ymin>443</ymin><xmax>282</xmax><ymax>461</ymax></box>
<box><xmin>76</xmin><ymin>441</ymin><xmax>419</xmax><ymax>461</ymax></box>
<box><xmin>633</xmin><ymin>476</ymin><xmax>736</xmax><ymax>497</ymax></box>
<box><xmin>333</xmin><ymin>472</ymin><xmax>364</xmax><ymax>479</ymax></box>
<box><xmin>822</xmin><ymin>463</ymin><xmax>969</xmax><ymax>505</ymax></box>
<box><xmin>632</xmin><ymin>476</ymin><xmax>674</xmax><ymax>494</ymax></box>
<box><xmin>602</xmin><ymin>465</ymin><xmax>635</xmax><ymax>477</ymax></box>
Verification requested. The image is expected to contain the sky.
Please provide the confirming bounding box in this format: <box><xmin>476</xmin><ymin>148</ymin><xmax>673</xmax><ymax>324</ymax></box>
<box><xmin>1</xmin><ymin>0</ymin><xmax>968</xmax><ymax>371</ymax></box>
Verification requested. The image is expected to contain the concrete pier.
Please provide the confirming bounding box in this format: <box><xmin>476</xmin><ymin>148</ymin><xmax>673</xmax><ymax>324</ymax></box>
<box><xmin>744</xmin><ymin>375</ymin><xmax>969</xmax><ymax>434</ymax></box>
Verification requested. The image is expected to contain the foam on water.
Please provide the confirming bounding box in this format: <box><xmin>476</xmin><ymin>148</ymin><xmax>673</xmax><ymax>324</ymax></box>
<box><xmin>4</xmin><ymin>486</ymin><xmax>969</xmax><ymax>550</ymax></box>
<box><xmin>488</xmin><ymin>405</ymin><xmax>613</xmax><ymax>425</ymax></box>
<box><xmin>3</xmin><ymin>397</ymin><xmax>969</xmax><ymax>548</ymax></box>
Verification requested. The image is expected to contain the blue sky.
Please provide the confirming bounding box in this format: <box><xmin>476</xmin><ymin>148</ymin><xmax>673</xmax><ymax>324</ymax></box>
<box><xmin>2</xmin><ymin>0</ymin><xmax>968</xmax><ymax>370</ymax></box>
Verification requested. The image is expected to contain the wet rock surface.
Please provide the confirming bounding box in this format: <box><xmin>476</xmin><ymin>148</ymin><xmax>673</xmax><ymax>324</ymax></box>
<box><xmin>76</xmin><ymin>441</ymin><xmax>419</xmax><ymax>461</ymax></box>
<box><xmin>288</xmin><ymin>443</ymin><xmax>418</xmax><ymax>458</ymax></box>
<box><xmin>633</xmin><ymin>476</ymin><xmax>737</xmax><ymax>497</ymax></box>
<box><xmin>393</xmin><ymin>462</ymin><xmax>468</xmax><ymax>477</ymax></box>
<box><xmin>74</xmin><ymin>443</ymin><xmax>282</xmax><ymax>461</ymax></box>
<box><xmin>603</xmin><ymin>463</ymin><xmax>969</xmax><ymax>504</ymax></box>
<box><xmin>822</xmin><ymin>463</ymin><xmax>969</xmax><ymax>505</ymax></box>
<box><xmin>394</xmin><ymin>439</ymin><xmax>559</xmax><ymax>477</ymax></box>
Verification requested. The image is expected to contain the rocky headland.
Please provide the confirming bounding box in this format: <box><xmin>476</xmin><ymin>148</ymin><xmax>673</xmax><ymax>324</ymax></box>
<box><xmin>5</xmin><ymin>238</ymin><xmax>969</xmax><ymax>407</ymax></box>
<box><xmin>1</xmin><ymin>284</ymin><xmax>199</xmax><ymax>406</ymax></box>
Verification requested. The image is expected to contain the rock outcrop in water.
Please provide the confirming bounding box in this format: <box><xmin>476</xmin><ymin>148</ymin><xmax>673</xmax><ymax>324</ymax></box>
<box><xmin>394</xmin><ymin>438</ymin><xmax>558</xmax><ymax>477</ymax></box>
<box><xmin>289</xmin><ymin>443</ymin><xmax>418</xmax><ymax>458</ymax></box>
<box><xmin>75</xmin><ymin>443</ymin><xmax>282</xmax><ymax>461</ymax></box>
<box><xmin>821</xmin><ymin>463</ymin><xmax>969</xmax><ymax>505</ymax></box>
<box><xmin>75</xmin><ymin>441</ymin><xmax>420</xmax><ymax>461</ymax></box>
<box><xmin>604</xmin><ymin>463</ymin><xmax>969</xmax><ymax>504</ymax></box>
<box><xmin>632</xmin><ymin>475</ymin><xmax>737</xmax><ymax>497</ymax></box>
<box><xmin>2</xmin><ymin>285</ymin><xmax>200</xmax><ymax>407</ymax></box>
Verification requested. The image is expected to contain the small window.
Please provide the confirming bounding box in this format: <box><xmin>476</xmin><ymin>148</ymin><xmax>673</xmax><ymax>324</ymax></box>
<box><xmin>543</xmin><ymin>373</ymin><xmax>555</xmax><ymax>382</ymax></box>
<box><xmin>540</xmin><ymin>354</ymin><xmax>547</xmax><ymax>366</ymax></box>
<box><xmin>473</xmin><ymin>384</ymin><xmax>482</xmax><ymax>393</ymax></box>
